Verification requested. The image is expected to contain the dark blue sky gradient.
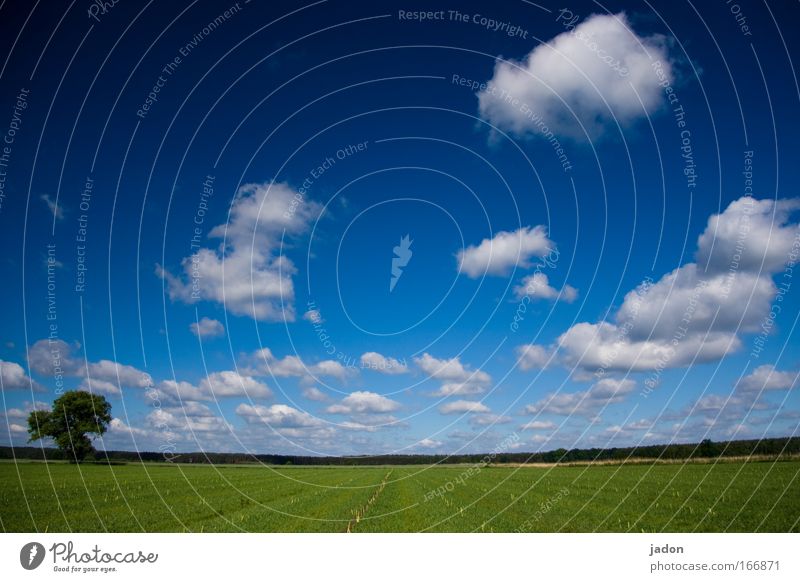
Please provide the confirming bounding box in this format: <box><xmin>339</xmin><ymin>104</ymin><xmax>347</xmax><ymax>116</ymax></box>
<box><xmin>1</xmin><ymin>0</ymin><xmax>798</xmax><ymax>455</ymax></box>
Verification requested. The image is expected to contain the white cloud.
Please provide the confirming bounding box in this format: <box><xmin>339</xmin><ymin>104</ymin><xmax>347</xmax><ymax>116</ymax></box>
<box><xmin>148</xmin><ymin>407</ymin><xmax>231</xmax><ymax>435</ymax></box>
<box><xmin>737</xmin><ymin>365</ymin><xmax>796</xmax><ymax>392</ymax></box>
<box><xmin>301</xmin><ymin>386</ymin><xmax>329</xmax><ymax>401</ymax></box>
<box><xmin>189</xmin><ymin>317</ymin><xmax>225</xmax><ymax>338</ymax></box>
<box><xmin>550</xmin><ymin>198</ymin><xmax>800</xmax><ymax>373</ymax></box>
<box><xmin>4</xmin><ymin>408</ymin><xmax>27</xmax><ymax>419</ymax></box>
<box><xmin>313</xmin><ymin>360</ymin><xmax>349</xmax><ymax>379</ymax></box>
<box><xmin>430</xmin><ymin>383</ymin><xmax>487</xmax><ymax>397</ymax></box>
<box><xmin>617</xmin><ymin>198</ymin><xmax>800</xmax><ymax>340</ymax></box>
<box><xmin>0</xmin><ymin>360</ymin><xmax>42</xmax><ymax>391</ymax></box>
<box><xmin>515</xmin><ymin>344</ymin><xmax>552</xmax><ymax>371</ymax></box>
<box><xmin>457</xmin><ymin>226</ymin><xmax>554</xmax><ymax>277</ymax></box>
<box><xmin>325</xmin><ymin>391</ymin><xmax>401</xmax><ymax>414</ymax></box>
<box><xmin>360</xmin><ymin>352</ymin><xmax>408</xmax><ymax>374</ymax></box>
<box><xmin>198</xmin><ymin>371</ymin><xmax>272</xmax><ymax>399</ymax></box>
<box><xmin>153</xmin><ymin>379</ymin><xmax>209</xmax><ymax>403</ymax></box>
<box><xmin>673</xmin><ymin>397</ymin><xmax>800</xmax><ymax>444</ymax></box>
<box><xmin>594</xmin><ymin>419</ymin><xmax>654</xmax><ymax>437</ymax></box>
<box><xmin>602</xmin><ymin>425</ymin><xmax>625</xmax><ymax>436</ymax></box>
<box><xmin>686</xmin><ymin>391</ymin><xmax>773</xmax><ymax>420</ymax></box>
<box><xmin>108</xmin><ymin>417</ymin><xmax>149</xmax><ymax>438</ymax></box>
<box><xmin>1</xmin><ymin>402</ymin><xmax>49</xmax><ymax>424</ymax></box>
<box><xmin>626</xmin><ymin>419</ymin><xmax>653</xmax><ymax>430</ymax></box>
<box><xmin>337</xmin><ymin>420</ymin><xmax>385</xmax><ymax>433</ymax></box>
<box><xmin>525</xmin><ymin>378</ymin><xmax>636</xmax><ymax>418</ymax></box>
<box><xmin>28</xmin><ymin>339</ymin><xmax>82</xmax><ymax>377</ymax></box>
<box><xmin>126</xmin><ymin>400</ymin><xmax>235</xmax><ymax>446</ymax></box>
<box><xmin>236</xmin><ymin>403</ymin><xmax>340</xmax><ymax>440</ymax></box>
<box><xmin>417</xmin><ymin>438</ymin><xmax>443</xmax><ymax>449</ymax></box>
<box><xmin>614</xmin><ymin>268</ymin><xmax>770</xmax><ymax>341</ymax></box>
<box><xmin>520</xmin><ymin>420</ymin><xmax>557</xmax><ymax>430</ymax></box>
<box><xmin>513</xmin><ymin>272</ymin><xmax>577</xmax><ymax>302</ymax></box>
<box><xmin>248</xmin><ymin>347</ymin><xmax>349</xmax><ymax>381</ymax></box>
<box><xmin>438</xmin><ymin>400</ymin><xmax>491</xmax><ymax>414</ymax></box>
<box><xmin>78</xmin><ymin>378</ymin><xmax>122</xmax><ymax>396</ymax></box>
<box><xmin>237</xmin><ymin>403</ymin><xmax>323</xmax><ymax>428</ymax></box>
<box><xmin>326</xmin><ymin>406</ymin><xmax>401</xmax><ymax>431</ymax></box>
<box><xmin>303</xmin><ymin>309</ymin><xmax>323</xmax><ymax>324</ymax></box>
<box><xmin>87</xmin><ymin>359</ymin><xmax>153</xmax><ymax>389</ymax></box>
<box><xmin>415</xmin><ymin>353</ymin><xmax>492</xmax><ymax>396</ymax></box>
<box><xmin>696</xmin><ymin>197</ymin><xmax>800</xmax><ymax>274</ymax></box>
<box><xmin>166</xmin><ymin>401</ymin><xmax>218</xmax><ymax>418</ymax></box>
<box><xmin>530</xmin><ymin>434</ymin><xmax>553</xmax><ymax>451</ymax></box>
<box><xmin>478</xmin><ymin>12</ymin><xmax>673</xmax><ymax>139</ymax></box>
<box><xmin>27</xmin><ymin>339</ymin><xmax>151</xmax><ymax>393</ymax></box>
<box><xmin>253</xmin><ymin>350</ymin><xmax>304</xmax><ymax>377</ymax></box>
<box><xmin>469</xmin><ymin>413</ymin><xmax>513</xmax><ymax>426</ymax></box>
<box><xmin>41</xmin><ymin>194</ymin><xmax>64</xmax><ymax>220</ymax></box>
<box><xmin>158</xmin><ymin>182</ymin><xmax>322</xmax><ymax>321</ymax></box>
<box><xmin>557</xmin><ymin>321</ymin><xmax>738</xmax><ymax>372</ymax></box>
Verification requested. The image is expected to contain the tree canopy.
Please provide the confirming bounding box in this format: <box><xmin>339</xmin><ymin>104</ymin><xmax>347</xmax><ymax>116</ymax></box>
<box><xmin>27</xmin><ymin>391</ymin><xmax>112</xmax><ymax>463</ymax></box>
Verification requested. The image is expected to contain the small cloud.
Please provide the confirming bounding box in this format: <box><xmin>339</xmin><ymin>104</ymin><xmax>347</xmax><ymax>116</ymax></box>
<box><xmin>360</xmin><ymin>352</ymin><xmax>408</xmax><ymax>375</ymax></box>
<box><xmin>1</xmin><ymin>359</ymin><xmax>45</xmax><ymax>392</ymax></box>
<box><xmin>302</xmin><ymin>386</ymin><xmax>329</xmax><ymax>402</ymax></box>
<box><xmin>246</xmin><ymin>347</ymin><xmax>349</xmax><ymax>381</ymax></box>
<box><xmin>513</xmin><ymin>272</ymin><xmax>577</xmax><ymax>303</ymax></box>
<box><xmin>515</xmin><ymin>344</ymin><xmax>552</xmax><ymax>371</ymax></box>
<box><xmin>41</xmin><ymin>194</ymin><xmax>64</xmax><ymax>220</ymax></box>
<box><xmin>325</xmin><ymin>391</ymin><xmax>401</xmax><ymax>415</ymax></box>
<box><xmin>237</xmin><ymin>403</ymin><xmax>323</xmax><ymax>429</ymax></box>
<box><xmin>189</xmin><ymin>317</ymin><xmax>225</xmax><ymax>338</ymax></box>
<box><xmin>78</xmin><ymin>378</ymin><xmax>121</xmax><ymax>395</ymax></box>
<box><xmin>469</xmin><ymin>414</ymin><xmax>513</xmax><ymax>426</ymax></box>
<box><xmin>438</xmin><ymin>400</ymin><xmax>491</xmax><ymax>414</ymax></box>
<box><xmin>415</xmin><ymin>353</ymin><xmax>492</xmax><ymax>396</ymax></box>
<box><xmin>520</xmin><ymin>420</ymin><xmax>556</xmax><ymax>431</ymax></box>
<box><xmin>199</xmin><ymin>371</ymin><xmax>272</xmax><ymax>399</ymax></box>
<box><xmin>524</xmin><ymin>378</ymin><xmax>636</xmax><ymax>418</ymax></box>
<box><xmin>736</xmin><ymin>365</ymin><xmax>796</xmax><ymax>392</ymax></box>
<box><xmin>457</xmin><ymin>226</ymin><xmax>555</xmax><ymax>278</ymax></box>
<box><xmin>417</xmin><ymin>438</ymin><xmax>443</xmax><ymax>449</ymax></box>
<box><xmin>303</xmin><ymin>309</ymin><xmax>323</xmax><ymax>324</ymax></box>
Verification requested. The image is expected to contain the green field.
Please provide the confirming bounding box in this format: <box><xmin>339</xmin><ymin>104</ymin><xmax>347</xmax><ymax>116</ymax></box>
<box><xmin>1</xmin><ymin>460</ymin><xmax>798</xmax><ymax>532</ymax></box>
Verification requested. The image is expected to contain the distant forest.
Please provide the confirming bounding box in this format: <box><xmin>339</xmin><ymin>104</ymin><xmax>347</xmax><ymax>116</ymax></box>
<box><xmin>2</xmin><ymin>436</ymin><xmax>799</xmax><ymax>465</ymax></box>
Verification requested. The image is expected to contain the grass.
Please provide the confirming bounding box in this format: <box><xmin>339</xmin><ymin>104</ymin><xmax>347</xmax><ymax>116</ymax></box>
<box><xmin>1</xmin><ymin>460</ymin><xmax>798</xmax><ymax>532</ymax></box>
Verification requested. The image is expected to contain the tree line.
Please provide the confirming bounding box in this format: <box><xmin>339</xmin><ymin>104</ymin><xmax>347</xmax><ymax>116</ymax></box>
<box><xmin>3</xmin><ymin>436</ymin><xmax>799</xmax><ymax>466</ymax></box>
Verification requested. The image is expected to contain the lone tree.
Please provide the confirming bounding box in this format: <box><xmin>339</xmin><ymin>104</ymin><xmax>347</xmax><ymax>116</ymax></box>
<box><xmin>27</xmin><ymin>391</ymin><xmax>112</xmax><ymax>463</ymax></box>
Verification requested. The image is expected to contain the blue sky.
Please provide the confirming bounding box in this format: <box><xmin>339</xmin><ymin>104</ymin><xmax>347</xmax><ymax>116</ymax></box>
<box><xmin>0</xmin><ymin>0</ymin><xmax>798</xmax><ymax>456</ymax></box>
